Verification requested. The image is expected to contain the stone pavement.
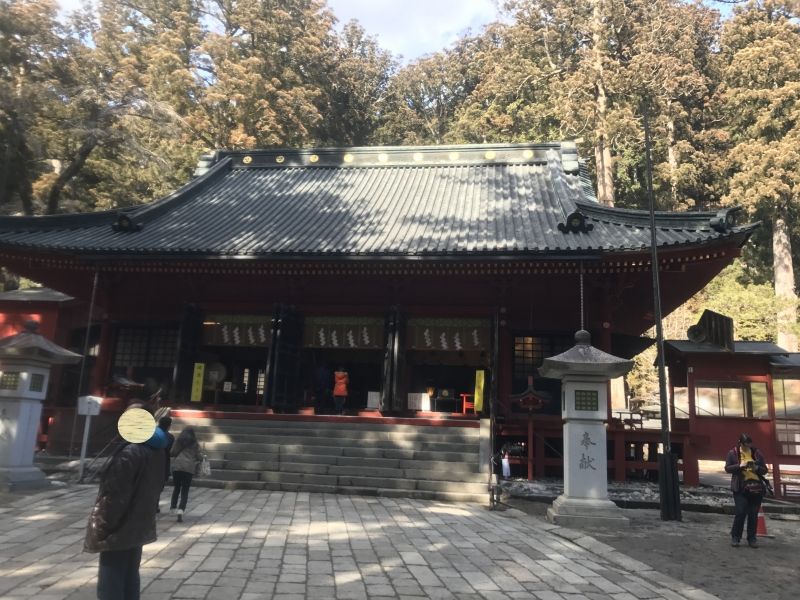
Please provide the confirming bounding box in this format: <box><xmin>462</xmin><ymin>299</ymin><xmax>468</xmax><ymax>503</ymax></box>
<box><xmin>0</xmin><ymin>485</ymin><xmax>720</xmax><ymax>600</ymax></box>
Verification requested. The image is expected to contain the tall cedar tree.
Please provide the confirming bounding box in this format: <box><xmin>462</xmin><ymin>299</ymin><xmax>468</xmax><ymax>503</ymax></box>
<box><xmin>0</xmin><ymin>0</ymin><xmax>64</xmax><ymax>215</ymax></box>
<box><xmin>717</xmin><ymin>0</ymin><xmax>800</xmax><ymax>350</ymax></box>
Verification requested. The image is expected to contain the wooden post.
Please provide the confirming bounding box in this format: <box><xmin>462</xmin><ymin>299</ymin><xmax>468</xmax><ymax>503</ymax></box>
<box><xmin>614</xmin><ymin>431</ymin><xmax>626</xmax><ymax>482</ymax></box>
<box><xmin>682</xmin><ymin>440</ymin><xmax>700</xmax><ymax>486</ymax></box>
<box><xmin>535</xmin><ymin>423</ymin><xmax>546</xmax><ymax>478</ymax></box>
<box><xmin>527</xmin><ymin>411</ymin><xmax>534</xmax><ymax>481</ymax></box>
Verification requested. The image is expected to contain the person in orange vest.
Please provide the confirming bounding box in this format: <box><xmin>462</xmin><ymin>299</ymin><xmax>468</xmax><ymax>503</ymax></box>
<box><xmin>333</xmin><ymin>367</ymin><xmax>349</xmax><ymax>415</ymax></box>
<box><xmin>724</xmin><ymin>432</ymin><xmax>768</xmax><ymax>548</ymax></box>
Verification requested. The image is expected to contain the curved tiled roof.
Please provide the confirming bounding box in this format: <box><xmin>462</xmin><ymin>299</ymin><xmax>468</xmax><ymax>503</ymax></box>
<box><xmin>0</xmin><ymin>142</ymin><xmax>755</xmax><ymax>259</ymax></box>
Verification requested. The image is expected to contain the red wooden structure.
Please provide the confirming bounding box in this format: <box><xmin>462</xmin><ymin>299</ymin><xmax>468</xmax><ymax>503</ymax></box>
<box><xmin>0</xmin><ymin>143</ymin><xmax>757</xmax><ymax>479</ymax></box>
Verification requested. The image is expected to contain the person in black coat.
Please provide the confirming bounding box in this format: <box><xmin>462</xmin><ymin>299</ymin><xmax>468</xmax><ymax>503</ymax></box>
<box><xmin>724</xmin><ymin>432</ymin><xmax>768</xmax><ymax>548</ymax></box>
<box><xmin>158</xmin><ymin>416</ymin><xmax>175</xmax><ymax>482</ymax></box>
<box><xmin>84</xmin><ymin>421</ymin><xmax>167</xmax><ymax>599</ymax></box>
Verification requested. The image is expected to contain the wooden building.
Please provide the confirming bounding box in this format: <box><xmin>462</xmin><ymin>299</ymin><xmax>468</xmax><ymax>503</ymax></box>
<box><xmin>0</xmin><ymin>142</ymin><xmax>756</xmax><ymax>482</ymax></box>
<box><xmin>664</xmin><ymin>310</ymin><xmax>800</xmax><ymax>497</ymax></box>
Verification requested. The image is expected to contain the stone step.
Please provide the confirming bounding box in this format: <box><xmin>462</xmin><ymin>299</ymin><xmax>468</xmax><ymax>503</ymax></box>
<box><xmin>275</xmin><ymin>461</ymin><xmax>484</xmax><ymax>482</ymax></box>
<box><xmin>191</xmin><ymin>477</ymin><xmax>488</xmax><ymax>503</ymax></box>
<box><xmin>208</xmin><ymin>451</ymin><xmax>482</xmax><ymax>476</ymax></box>
<box><xmin>210</xmin><ymin>469</ymin><xmax>261</xmax><ymax>482</ymax></box>
<box><xmin>174</xmin><ymin>417</ymin><xmax>479</xmax><ymax>436</ymax></box>
<box><xmin>176</xmin><ymin>421</ymin><xmax>480</xmax><ymax>443</ymax></box>
<box><xmin>204</xmin><ymin>458</ymin><xmax>483</xmax><ymax>482</ymax></box>
<box><xmin>193</xmin><ymin>431</ymin><xmax>477</xmax><ymax>453</ymax></box>
<box><xmin>199</xmin><ymin>441</ymin><xmax>477</xmax><ymax>464</ymax></box>
<box><xmin>172</xmin><ymin>416</ymin><xmax>484</xmax><ymax>503</ymax></box>
<box><xmin>197</xmin><ymin>471</ymin><xmax>488</xmax><ymax>494</ymax></box>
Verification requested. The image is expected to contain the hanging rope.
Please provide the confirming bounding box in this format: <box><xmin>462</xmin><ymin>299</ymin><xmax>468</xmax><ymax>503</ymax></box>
<box><xmin>580</xmin><ymin>262</ymin><xmax>585</xmax><ymax>330</ymax></box>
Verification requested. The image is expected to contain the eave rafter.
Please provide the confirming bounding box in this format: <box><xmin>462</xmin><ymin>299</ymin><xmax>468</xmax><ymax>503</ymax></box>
<box><xmin>0</xmin><ymin>246</ymin><xmax>736</xmax><ymax>278</ymax></box>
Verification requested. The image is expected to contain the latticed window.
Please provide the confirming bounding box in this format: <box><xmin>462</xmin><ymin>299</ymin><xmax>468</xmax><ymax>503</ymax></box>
<box><xmin>113</xmin><ymin>327</ymin><xmax>178</xmax><ymax>369</ymax></box>
<box><xmin>29</xmin><ymin>373</ymin><xmax>45</xmax><ymax>393</ymax></box>
<box><xmin>512</xmin><ymin>335</ymin><xmax>572</xmax><ymax>381</ymax></box>
<box><xmin>511</xmin><ymin>335</ymin><xmax>573</xmax><ymax>414</ymax></box>
<box><xmin>0</xmin><ymin>371</ymin><xmax>20</xmax><ymax>390</ymax></box>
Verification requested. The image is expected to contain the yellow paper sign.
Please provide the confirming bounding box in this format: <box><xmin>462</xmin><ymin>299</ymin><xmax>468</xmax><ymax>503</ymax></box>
<box><xmin>191</xmin><ymin>363</ymin><xmax>205</xmax><ymax>403</ymax></box>
<box><xmin>474</xmin><ymin>370</ymin><xmax>485</xmax><ymax>412</ymax></box>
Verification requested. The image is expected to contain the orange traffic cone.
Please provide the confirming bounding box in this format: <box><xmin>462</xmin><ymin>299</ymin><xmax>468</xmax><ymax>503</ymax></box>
<box><xmin>756</xmin><ymin>505</ymin><xmax>774</xmax><ymax>538</ymax></box>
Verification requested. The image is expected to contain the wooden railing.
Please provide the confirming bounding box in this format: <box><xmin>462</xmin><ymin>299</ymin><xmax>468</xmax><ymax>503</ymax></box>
<box><xmin>497</xmin><ymin>417</ymin><xmax>698</xmax><ymax>485</ymax></box>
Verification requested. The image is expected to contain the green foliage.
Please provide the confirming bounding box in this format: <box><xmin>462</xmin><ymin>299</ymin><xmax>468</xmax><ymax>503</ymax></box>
<box><xmin>1</xmin><ymin>0</ymin><xmax>798</xmax><ymax>349</ymax></box>
<box><xmin>627</xmin><ymin>260</ymin><xmax>781</xmax><ymax>402</ymax></box>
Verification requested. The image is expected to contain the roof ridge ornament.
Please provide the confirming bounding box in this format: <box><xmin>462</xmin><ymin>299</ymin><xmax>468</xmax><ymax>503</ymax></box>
<box><xmin>709</xmin><ymin>207</ymin><xmax>741</xmax><ymax>233</ymax></box>
<box><xmin>111</xmin><ymin>212</ymin><xmax>143</xmax><ymax>233</ymax></box>
<box><xmin>558</xmin><ymin>210</ymin><xmax>594</xmax><ymax>234</ymax></box>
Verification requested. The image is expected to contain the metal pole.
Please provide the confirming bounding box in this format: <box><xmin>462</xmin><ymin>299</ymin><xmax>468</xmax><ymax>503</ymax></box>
<box><xmin>77</xmin><ymin>413</ymin><xmax>92</xmax><ymax>482</ymax></box>
<box><xmin>489</xmin><ymin>307</ymin><xmax>500</xmax><ymax>499</ymax></box>
<box><xmin>68</xmin><ymin>271</ymin><xmax>99</xmax><ymax>458</ymax></box>
<box><xmin>642</xmin><ymin>100</ymin><xmax>681</xmax><ymax>521</ymax></box>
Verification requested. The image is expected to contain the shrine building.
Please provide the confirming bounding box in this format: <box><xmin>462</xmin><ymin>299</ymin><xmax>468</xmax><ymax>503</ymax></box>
<box><xmin>0</xmin><ymin>142</ymin><xmax>757</xmax><ymax>494</ymax></box>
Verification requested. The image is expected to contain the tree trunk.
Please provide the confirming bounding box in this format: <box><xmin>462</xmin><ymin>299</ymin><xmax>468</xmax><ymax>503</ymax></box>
<box><xmin>667</xmin><ymin>114</ymin><xmax>678</xmax><ymax>208</ymax></box>
<box><xmin>773</xmin><ymin>207</ymin><xmax>797</xmax><ymax>351</ymax></box>
<box><xmin>45</xmin><ymin>133</ymin><xmax>98</xmax><ymax>215</ymax></box>
<box><xmin>18</xmin><ymin>173</ymin><xmax>34</xmax><ymax>216</ymax></box>
<box><xmin>592</xmin><ymin>0</ymin><xmax>614</xmax><ymax>207</ymax></box>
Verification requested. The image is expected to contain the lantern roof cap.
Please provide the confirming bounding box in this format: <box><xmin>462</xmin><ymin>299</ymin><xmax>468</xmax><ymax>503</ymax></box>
<box><xmin>0</xmin><ymin>321</ymin><xmax>82</xmax><ymax>365</ymax></box>
<box><xmin>539</xmin><ymin>330</ymin><xmax>633</xmax><ymax>380</ymax></box>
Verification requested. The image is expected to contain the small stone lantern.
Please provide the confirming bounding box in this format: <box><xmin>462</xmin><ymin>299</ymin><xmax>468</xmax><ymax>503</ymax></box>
<box><xmin>539</xmin><ymin>330</ymin><xmax>633</xmax><ymax>527</ymax></box>
<box><xmin>0</xmin><ymin>321</ymin><xmax>81</xmax><ymax>491</ymax></box>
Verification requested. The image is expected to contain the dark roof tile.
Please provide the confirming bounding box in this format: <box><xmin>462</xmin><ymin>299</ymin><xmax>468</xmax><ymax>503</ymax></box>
<box><xmin>0</xmin><ymin>143</ymin><xmax>755</xmax><ymax>258</ymax></box>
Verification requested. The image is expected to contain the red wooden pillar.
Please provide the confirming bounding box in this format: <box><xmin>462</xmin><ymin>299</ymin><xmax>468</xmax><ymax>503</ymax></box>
<box><xmin>765</xmin><ymin>375</ymin><xmax>783</xmax><ymax>499</ymax></box>
<box><xmin>527</xmin><ymin>413</ymin><xmax>534</xmax><ymax>481</ymax></box>
<box><xmin>682</xmin><ymin>439</ymin><xmax>700</xmax><ymax>486</ymax></box>
<box><xmin>773</xmin><ymin>465</ymin><xmax>784</xmax><ymax>501</ymax></box>
<box><xmin>535</xmin><ymin>424</ymin><xmax>546</xmax><ymax>478</ymax></box>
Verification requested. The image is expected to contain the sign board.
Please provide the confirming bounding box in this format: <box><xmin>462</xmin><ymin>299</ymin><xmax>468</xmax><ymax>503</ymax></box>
<box><xmin>77</xmin><ymin>395</ymin><xmax>102</xmax><ymax>416</ymax></box>
<box><xmin>367</xmin><ymin>391</ymin><xmax>381</xmax><ymax>409</ymax></box>
<box><xmin>191</xmin><ymin>363</ymin><xmax>205</xmax><ymax>402</ymax></box>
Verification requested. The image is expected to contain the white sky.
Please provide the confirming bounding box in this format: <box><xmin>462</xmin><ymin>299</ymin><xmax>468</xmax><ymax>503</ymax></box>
<box><xmin>57</xmin><ymin>0</ymin><xmax>502</xmax><ymax>63</ymax></box>
<box><xmin>328</xmin><ymin>0</ymin><xmax>501</xmax><ymax>61</ymax></box>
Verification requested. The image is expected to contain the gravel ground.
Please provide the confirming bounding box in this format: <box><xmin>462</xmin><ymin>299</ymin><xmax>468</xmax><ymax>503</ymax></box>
<box><xmin>506</xmin><ymin>497</ymin><xmax>800</xmax><ymax>600</ymax></box>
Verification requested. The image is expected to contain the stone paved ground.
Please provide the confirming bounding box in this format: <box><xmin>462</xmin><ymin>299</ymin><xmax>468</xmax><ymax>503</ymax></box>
<box><xmin>0</xmin><ymin>485</ymin><xmax>723</xmax><ymax>600</ymax></box>
<box><xmin>508</xmin><ymin>499</ymin><xmax>800</xmax><ymax>600</ymax></box>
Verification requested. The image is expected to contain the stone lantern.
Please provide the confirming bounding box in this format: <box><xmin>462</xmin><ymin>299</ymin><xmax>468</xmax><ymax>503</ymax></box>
<box><xmin>0</xmin><ymin>321</ymin><xmax>81</xmax><ymax>491</ymax></box>
<box><xmin>539</xmin><ymin>330</ymin><xmax>633</xmax><ymax>527</ymax></box>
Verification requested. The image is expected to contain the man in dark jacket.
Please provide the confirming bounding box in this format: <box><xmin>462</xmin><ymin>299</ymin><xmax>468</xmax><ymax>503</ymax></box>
<box><xmin>85</xmin><ymin>419</ymin><xmax>167</xmax><ymax>599</ymax></box>
<box><xmin>724</xmin><ymin>432</ymin><xmax>768</xmax><ymax>548</ymax></box>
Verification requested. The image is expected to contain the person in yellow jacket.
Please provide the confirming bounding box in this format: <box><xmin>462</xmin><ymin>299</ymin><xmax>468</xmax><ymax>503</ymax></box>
<box><xmin>724</xmin><ymin>433</ymin><xmax>768</xmax><ymax>548</ymax></box>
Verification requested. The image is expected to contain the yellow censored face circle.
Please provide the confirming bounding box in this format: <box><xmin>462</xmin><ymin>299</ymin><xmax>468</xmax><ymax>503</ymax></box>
<box><xmin>117</xmin><ymin>408</ymin><xmax>156</xmax><ymax>443</ymax></box>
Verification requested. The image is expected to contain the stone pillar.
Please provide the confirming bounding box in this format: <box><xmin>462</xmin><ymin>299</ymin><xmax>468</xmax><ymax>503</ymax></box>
<box><xmin>539</xmin><ymin>330</ymin><xmax>633</xmax><ymax>528</ymax></box>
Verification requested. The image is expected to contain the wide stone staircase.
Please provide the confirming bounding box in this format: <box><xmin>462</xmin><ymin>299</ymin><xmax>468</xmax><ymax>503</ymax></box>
<box><xmin>171</xmin><ymin>415</ymin><xmax>488</xmax><ymax>503</ymax></box>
